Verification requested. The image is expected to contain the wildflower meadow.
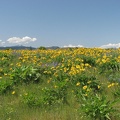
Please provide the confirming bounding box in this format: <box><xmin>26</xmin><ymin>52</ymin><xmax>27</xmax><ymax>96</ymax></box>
<box><xmin>0</xmin><ymin>47</ymin><xmax>120</xmax><ymax>120</ymax></box>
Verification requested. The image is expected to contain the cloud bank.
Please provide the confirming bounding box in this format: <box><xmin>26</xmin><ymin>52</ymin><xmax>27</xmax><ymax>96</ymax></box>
<box><xmin>100</xmin><ymin>43</ymin><xmax>120</xmax><ymax>48</ymax></box>
<box><xmin>0</xmin><ymin>40</ymin><xmax>5</xmax><ymax>46</ymax></box>
<box><xmin>63</xmin><ymin>44</ymin><xmax>84</xmax><ymax>48</ymax></box>
<box><xmin>7</xmin><ymin>36</ymin><xmax>37</xmax><ymax>44</ymax></box>
<box><xmin>63</xmin><ymin>43</ymin><xmax>120</xmax><ymax>49</ymax></box>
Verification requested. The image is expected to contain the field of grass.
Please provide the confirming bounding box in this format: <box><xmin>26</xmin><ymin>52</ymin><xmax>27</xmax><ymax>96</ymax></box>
<box><xmin>0</xmin><ymin>47</ymin><xmax>120</xmax><ymax>120</ymax></box>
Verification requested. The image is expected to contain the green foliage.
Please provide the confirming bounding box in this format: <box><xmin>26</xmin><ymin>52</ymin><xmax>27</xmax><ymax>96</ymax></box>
<box><xmin>22</xmin><ymin>92</ymin><xmax>42</xmax><ymax>107</ymax></box>
<box><xmin>0</xmin><ymin>52</ymin><xmax>14</xmax><ymax>67</ymax></box>
<box><xmin>108</xmin><ymin>72</ymin><xmax>120</xmax><ymax>83</ymax></box>
<box><xmin>0</xmin><ymin>80</ymin><xmax>13</xmax><ymax>94</ymax></box>
<box><xmin>99</xmin><ymin>58</ymin><xmax>120</xmax><ymax>74</ymax></box>
<box><xmin>42</xmin><ymin>82</ymin><xmax>68</xmax><ymax>106</ymax></box>
<box><xmin>80</xmin><ymin>55</ymin><xmax>96</xmax><ymax>67</ymax></box>
<box><xmin>113</xmin><ymin>86</ymin><xmax>120</xmax><ymax>98</ymax></box>
<box><xmin>10</xmin><ymin>66</ymin><xmax>43</xmax><ymax>84</ymax></box>
<box><xmin>80</xmin><ymin>94</ymin><xmax>117</xmax><ymax>120</ymax></box>
<box><xmin>72</xmin><ymin>74</ymin><xmax>100</xmax><ymax>91</ymax></box>
<box><xmin>22</xmin><ymin>85</ymin><xmax>68</xmax><ymax>107</ymax></box>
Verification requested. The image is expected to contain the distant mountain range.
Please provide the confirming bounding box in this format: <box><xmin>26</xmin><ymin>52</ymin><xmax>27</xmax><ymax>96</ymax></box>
<box><xmin>0</xmin><ymin>46</ymin><xmax>36</xmax><ymax>50</ymax></box>
<box><xmin>0</xmin><ymin>45</ymin><xmax>60</xmax><ymax>50</ymax></box>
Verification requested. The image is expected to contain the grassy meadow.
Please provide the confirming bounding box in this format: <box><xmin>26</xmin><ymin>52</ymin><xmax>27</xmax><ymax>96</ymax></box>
<box><xmin>0</xmin><ymin>47</ymin><xmax>120</xmax><ymax>120</ymax></box>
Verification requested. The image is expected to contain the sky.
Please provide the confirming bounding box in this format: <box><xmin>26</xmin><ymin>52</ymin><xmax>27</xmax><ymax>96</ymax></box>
<box><xmin>0</xmin><ymin>0</ymin><xmax>120</xmax><ymax>48</ymax></box>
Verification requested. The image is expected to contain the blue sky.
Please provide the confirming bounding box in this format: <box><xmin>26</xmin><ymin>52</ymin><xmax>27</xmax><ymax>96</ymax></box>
<box><xmin>0</xmin><ymin>0</ymin><xmax>120</xmax><ymax>48</ymax></box>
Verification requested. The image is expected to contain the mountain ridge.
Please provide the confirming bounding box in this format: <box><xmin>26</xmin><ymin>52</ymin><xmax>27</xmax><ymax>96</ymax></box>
<box><xmin>0</xmin><ymin>45</ymin><xmax>60</xmax><ymax>50</ymax></box>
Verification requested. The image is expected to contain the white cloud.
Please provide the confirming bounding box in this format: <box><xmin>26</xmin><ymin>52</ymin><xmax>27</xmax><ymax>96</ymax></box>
<box><xmin>7</xmin><ymin>36</ymin><xmax>37</xmax><ymax>44</ymax></box>
<box><xmin>0</xmin><ymin>40</ymin><xmax>5</xmax><ymax>46</ymax></box>
<box><xmin>63</xmin><ymin>44</ymin><xmax>84</xmax><ymax>48</ymax></box>
<box><xmin>100</xmin><ymin>43</ymin><xmax>120</xmax><ymax>48</ymax></box>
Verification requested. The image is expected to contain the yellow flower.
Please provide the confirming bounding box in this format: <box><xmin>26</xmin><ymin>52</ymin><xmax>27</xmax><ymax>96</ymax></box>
<box><xmin>111</xmin><ymin>83</ymin><xmax>115</xmax><ymax>86</ymax></box>
<box><xmin>64</xmin><ymin>67</ymin><xmax>67</xmax><ymax>72</ymax></box>
<box><xmin>115</xmin><ymin>83</ymin><xmax>119</xmax><ymax>85</ymax></box>
<box><xmin>102</xmin><ymin>59</ymin><xmax>106</xmax><ymax>63</ymax></box>
<box><xmin>54</xmin><ymin>85</ymin><xmax>57</xmax><ymax>88</ymax></box>
<box><xmin>47</xmin><ymin>80</ymin><xmax>50</xmax><ymax>83</ymax></box>
<box><xmin>87</xmin><ymin>81</ymin><xmax>91</xmax><ymax>84</ymax></box>
<box><xmin>0</xmin><ymin>76</ymin><xmax>2</xmax><ymax>79</ymax></box>
<box><xmin>22</xmin><ymin>59</ymin><xmax>25</xmax><ymax>62</ymax></box>
<box><xmin>43</xmin><ymin>71</ymin><xmax>47</xmax><ymax>73</ymax></box>
<box><xmin>4</xmin><ymin>73</ymin><xmax>7</xmax><ymax>76</ymax></box>
<box><xmin>85</xmin><ymin>63</ymin><xmax>89</xmax><ymax>67</ymax></box>
<box><xmin>71</xmin><ymin>90</ymin><xmax>74</xmax><ymax>93</ymax></box>
<box><xmin>86</xmin><ymin>88</ymin><xmax>90</xmax><ymax>92</ymax></box>
<box><xmin>76</xmin><ymin>82</ymin><xmax>80</xmax><ymax>86</ymax></box>
<box><xmin>83</xmin><ymin>85</ymin><xmax>87</xmax><ymax>90</ymax></box>
<box><xmin>12</xmin><ymin>91</ymin><xmax>15</xmax><ymax>95</ymax></box>
<box><xmin>25</xmin><ymin>93</ymin><xmax>28</xmax><ymax>96</ymax></box>
<box><xmin>108</xmin><ymin>84</ymin><xmax>112</xmax><ymax>88</ymax></box>
<box><xmin>10</xmin><ymin>68</ymin><xmax>12</xmax><ymax>70</ymax></box>
<box><xmin>98</xmin><ymin>85</ymin><xmax>101</xmax><ymax>89</ymax></box>
<box><xmin>76</xmin><ymin>65</ymin><xmax>80</xmax><ymax>69</ymax></box>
